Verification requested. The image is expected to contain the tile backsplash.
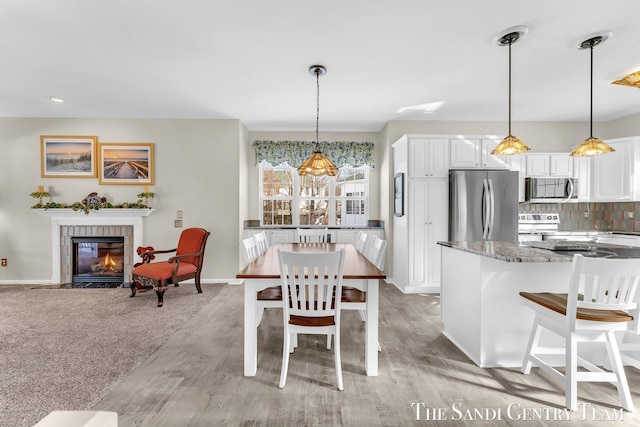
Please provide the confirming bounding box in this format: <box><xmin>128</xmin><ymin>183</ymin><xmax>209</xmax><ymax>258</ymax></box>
<box><xmin>519</xmin><ymin>202</ymin><xmax>640</xmax><ymax>232</ymax></box>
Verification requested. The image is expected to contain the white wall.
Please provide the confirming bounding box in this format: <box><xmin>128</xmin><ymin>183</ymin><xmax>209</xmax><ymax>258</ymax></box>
<box><xmin>0</xmin><ymin>118</ymin><xmax>241</xmax><ymax>283</ymax></box>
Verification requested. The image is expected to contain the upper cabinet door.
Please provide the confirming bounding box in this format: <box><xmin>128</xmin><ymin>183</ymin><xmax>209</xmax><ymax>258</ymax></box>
<box><xmin>449</xmin><ymin>138</ymin><xmax>480</xmax><ymax>168</ymax></box>
<box><xmin>526</xmin><ymin>154</ymin><xmax>550</xmax><ymax>177</ymax></box>
<box><xmin>409</xmin><ymin>138</ymin><xmax>449</xmax><ymax>178</ymax></box>
<box><xmin>481</xmin><ymin>139</ymin><xmax>511</xmax><ymax>169</ymax></box>
<box><xmin>592</xmin><ymin>141</ymin><xmax>631</xmax><ymax>201</ymax></box>
<box><xmin>549</xmin><ymin>154</ymin><xmax>573</xmax><ymax>177</ymax></box>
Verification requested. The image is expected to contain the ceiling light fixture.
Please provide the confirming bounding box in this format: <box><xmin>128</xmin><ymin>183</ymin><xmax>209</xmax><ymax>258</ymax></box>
<box><xmin>298</xmin><ymin>65</ymin><xmax>338</xmax><ymax>176</ymax></box>
<box><xmin>48</xmin><ymin>96</ymin><xmax>65</xmax><ymax>103</ymax></box>
<box><xmin>491</xmin><ymin>26</ymin><xmax>531</xmax><ymax>156</ymax></box>
<box><xmin>612</xmin><ymin>71</ymin><xmax>640</xmax><ymax>88</ymax></box>
<box><xmin>570</xmin><ymin>32</ymin><xmax>615</xmax><ymax>157</ymax></box>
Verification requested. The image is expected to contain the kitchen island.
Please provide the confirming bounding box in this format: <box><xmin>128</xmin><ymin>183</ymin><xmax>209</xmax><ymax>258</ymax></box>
<box><xmin>437</xmin><ymin>240</ymin><xmax>640</xmax><ymax>368</ymax></box>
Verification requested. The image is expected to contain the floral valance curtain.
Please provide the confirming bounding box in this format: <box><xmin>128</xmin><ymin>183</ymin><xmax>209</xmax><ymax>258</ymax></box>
<box><xmin>252</xmin><ymin>140</ymin><xmax>375</xmax><ymax>169</ymax></box>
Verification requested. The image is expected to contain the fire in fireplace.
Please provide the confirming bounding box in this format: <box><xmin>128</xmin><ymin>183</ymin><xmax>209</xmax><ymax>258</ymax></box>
<box><xmin>72</xmin><ymin>236</ymin><xmax>125</xmax><ymax>287</ymax></box>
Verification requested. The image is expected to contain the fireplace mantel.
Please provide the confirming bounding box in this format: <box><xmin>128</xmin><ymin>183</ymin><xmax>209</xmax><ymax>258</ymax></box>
<box><xmin>33</xmin><ymin>209</ymin><xmax>153</xmax><ymax>284</ymax></box>
<box><xmin>32</xmin><ymin>208</ymin><xmax>153</xmax><ymax>218</ymax></box>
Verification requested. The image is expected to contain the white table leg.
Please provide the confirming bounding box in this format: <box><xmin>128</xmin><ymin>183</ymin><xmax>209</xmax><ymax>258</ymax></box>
<box><xmin>244</xmin><ymin>280</ymin><xmax>258</xmax><ymax>376</ymax></box>
<box><xmin>364</xmin><ymin>278</ymin><xmax>379</xmax><ymax>376</ymax></box>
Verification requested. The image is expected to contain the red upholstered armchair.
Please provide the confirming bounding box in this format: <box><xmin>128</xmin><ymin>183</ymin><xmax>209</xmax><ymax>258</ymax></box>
<box><xmin>130</xmin><ymin>227</ymin><xmax>210</xmax><ymax>307</ymax></box>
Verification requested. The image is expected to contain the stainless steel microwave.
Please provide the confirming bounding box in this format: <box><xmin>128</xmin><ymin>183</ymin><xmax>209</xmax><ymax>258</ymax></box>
<box><xmin>525</xmin><ymin>177</ymin><xmax>578</xmax><ymax>202</ymax></box>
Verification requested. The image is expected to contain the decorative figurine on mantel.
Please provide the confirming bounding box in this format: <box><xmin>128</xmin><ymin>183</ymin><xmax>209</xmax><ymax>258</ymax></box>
<box><xmin>82</xmin><ymin>192</ymin><xmax>107</xmax><ymax>209</ymax></box>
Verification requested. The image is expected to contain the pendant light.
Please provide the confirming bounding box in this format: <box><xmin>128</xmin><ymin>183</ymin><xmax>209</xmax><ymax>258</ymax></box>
<box><xmin>570</xmin><ymin>33</ymin><xmax>615</xmax><ymax>157</ymax></box>
<box><xmin>298</xmin><ymin>65</ymin><xmax>339</xmax><ymax>176</ymax></box>
<box><xmin>491</xmin><ymin>26</ymin><xmax>531</xmax><ymax>156</ymax></box>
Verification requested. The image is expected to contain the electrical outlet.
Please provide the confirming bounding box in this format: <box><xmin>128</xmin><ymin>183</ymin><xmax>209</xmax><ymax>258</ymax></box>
<box><xmin>174</xmin><ymin>220</ymin><xmax>183</xmax><ymax>228</ymax></box>
<box><xmin>1</xmin><ymin>258</ymin><xmax>7</xmax><ymax>267</ymax></box>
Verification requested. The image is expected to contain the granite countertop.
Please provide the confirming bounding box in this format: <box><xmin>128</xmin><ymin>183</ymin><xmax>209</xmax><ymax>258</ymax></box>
<box><xmin>437</xmin><ymin>241</ymin><xmax>640</xmax><ymax>263</ymax></box>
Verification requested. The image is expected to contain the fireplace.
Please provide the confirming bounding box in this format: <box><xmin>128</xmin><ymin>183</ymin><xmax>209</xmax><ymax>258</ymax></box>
<box><xmin>72</xmin><ymin>236</ymin><xmax>125</xmax><ymax>287</ymax></box>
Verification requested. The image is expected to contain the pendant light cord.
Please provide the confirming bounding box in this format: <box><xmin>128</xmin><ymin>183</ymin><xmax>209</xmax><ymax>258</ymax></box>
<box><xmin>315</xmin><ymin>67</ymin><xmax>320</xmax><ymax>150</ymax></box>
<box><xmin>590</xmin><ymin>45</ymin><xmax>594</xmax><ymax>138</ymax></box>
<box><xmin>508</xmin><ymin>41</ymin><xmax>512</xmax><ymax>136</ymax></box>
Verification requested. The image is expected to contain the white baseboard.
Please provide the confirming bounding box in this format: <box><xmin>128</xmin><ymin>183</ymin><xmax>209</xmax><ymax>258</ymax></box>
<box><xmin>384</xmin><ymin>278</ymin><xmax>440</xmax><ymax>295</ymax></box>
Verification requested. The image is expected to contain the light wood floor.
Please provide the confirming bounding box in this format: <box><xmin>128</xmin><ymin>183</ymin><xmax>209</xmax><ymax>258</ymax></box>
<box><xmin>93</xmin><ymin>282</ymin><xmax>640</xmax><ymax>426</ymax></box>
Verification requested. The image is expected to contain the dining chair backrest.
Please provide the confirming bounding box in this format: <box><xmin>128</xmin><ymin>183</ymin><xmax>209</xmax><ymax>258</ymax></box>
<box><xmin>278</xmin><ymin>249</ymin><xmax>345</xmax><ymax>321</ymax></box>
<box><xmin>241</xmin><ymin>236</ymin><xmax>260</xmax><ymax>265</ymax></box>
<box><xmin>361</xmin><ymin>234</ymin><xmax>376</xmax><ymax>261</ymax></box>
<box><xmin>295</xmin><ymin>228</ymin><xmax>328</xmax><ymax>243</ymax></box>
<box><xmin>366</xmin><ymin>237</ymin><xmax>387</xmax><ymax>271</ymax></box>
<box><xmin>568</xmin><ymin>254</ymin><xmax>640</xmax><ymax>333</ymax></box>
<box><xmin>354</xmin><ymin>230</ymin><xmax>368</xmax><ymax>252</ymax></box>
<box><xmin>253</xmin><ymin>231</ymin><xmax>270</xmax><ymax>255</ymax></box>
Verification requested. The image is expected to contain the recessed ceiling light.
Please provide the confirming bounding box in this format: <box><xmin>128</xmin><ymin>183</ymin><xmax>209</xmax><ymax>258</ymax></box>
<box><xmin>48</xmin><ymin>96</ymin><xmax>65</xmax><ymax>103</ymax></box>
<box><xmin>397</xmin><ymin>101</ymin><xmax>445</xmax><ymax>114</ymax></box>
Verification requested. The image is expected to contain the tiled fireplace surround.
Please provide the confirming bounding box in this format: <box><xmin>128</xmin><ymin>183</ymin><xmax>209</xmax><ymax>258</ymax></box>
<box><xmin>60</xmin><ymin>225</ymin><xmax>133</xmax><ymax>284</ymax></box>
<box><xmin>38</xmin><ymin>210</ymin><xmax>148</xmax><ymax>285</ymax></box>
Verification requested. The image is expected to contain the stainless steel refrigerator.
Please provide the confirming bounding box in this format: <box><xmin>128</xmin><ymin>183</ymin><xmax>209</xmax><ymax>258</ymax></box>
<box><xmin>448</xmin><ymin>169</ymin><xmax>519</xmax><ymax>242</ymax></box>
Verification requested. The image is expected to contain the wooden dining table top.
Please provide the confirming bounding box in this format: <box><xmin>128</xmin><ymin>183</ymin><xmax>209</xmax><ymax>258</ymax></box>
<box><xmin>236</xmin><ymin>242</ymin><xmax>386</xmax><ymax>280</ymax></box>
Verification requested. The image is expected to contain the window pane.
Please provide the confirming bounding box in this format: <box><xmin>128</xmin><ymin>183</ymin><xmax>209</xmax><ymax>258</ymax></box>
<box><xmin>336</xmin><ymin>200</ymin><xmax>366</xmax><ymax>226</ymax></box>
<box><xmin>263</xmin><ymin>169</ymin><xmax>293</xmax><ymax>197</ymax></box>
<box><xmin>299</xmin><ymin>175</ymin><xmax>329</xmax><ymax>197</ymax></box>
<box><xmin>299</xmin><ymin>200</ymin><xmax>329</xmax><ymax>225</ymax></box>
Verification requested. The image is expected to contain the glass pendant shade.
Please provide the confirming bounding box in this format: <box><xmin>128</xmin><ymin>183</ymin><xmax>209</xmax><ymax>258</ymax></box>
<box><xmin>491</xmin><ymin>134</ymin><xmax>531</xmax><ymax>156</ymax></box>
<box><xmin>297</xmin><ymin>150</ymin><xmax>339</xmax><ymax>176</ymax></box>
<box><xmin>612</xmin><ymin>71</ymin><xmax>640</xmax><ymax>88</ymax></box>
<box><xmin>570</xmin><ymin>136</ymin><xmax>615</xmax><ymax>157</ymax></box>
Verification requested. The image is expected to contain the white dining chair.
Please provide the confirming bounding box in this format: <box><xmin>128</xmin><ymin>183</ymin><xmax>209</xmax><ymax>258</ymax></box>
<box><xmin>295</xmin><ymin>228</ymin><xmax>328</xmax><ymax>243</ymax></box>
<box><xmin>366</xmin><ymin>237</ymin><xmax>387</xmax><ymax>271</ymax></box>
<box><xmin>241</xmin><ymin>236</ymin><xmax>260</xmax><ymax>265</ymax></box>
<box><xmin>253</xmin><ymin>231</ymin><xmax>269</xmax><ymax>255</ymax></box>
<box><xmin>361</xmin><ymin>233</ymin><xmax>376</xmax><ymax>259</ymax></box>
<box><xmin>277</xmin><ymin>248</ymin><xmax>345</xmax><ymax>390</ymax></box>
<box><xmin>520</xmin><ymin>254</ymin><xmax>640</xmax><ymax>411</ymax></box>
<box><xmin>354</xmin><ymin>230</ymin><xmax>368</xmax><ymax>252</ymax></box>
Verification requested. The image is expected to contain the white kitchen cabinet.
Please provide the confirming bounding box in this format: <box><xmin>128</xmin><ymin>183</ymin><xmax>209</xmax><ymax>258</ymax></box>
<box><xmin>525</xmin><ymin>153</ymin><xmax>573</xmax><ymax>177</ymax></box>
<box><xmin>408</xmin><ymin>137</ymin><xmax>449</xmax><ymax>178</ymax></box>
<box><xmin>509</xmin><ymin>155</ymin><xmax>526</xmax><ymax>202</ymax></box>
<box><xmin>525</xmin><ymin>154</ymin><xmax>549</xmax><ymax>176</ymax></box>
<box><xmin>591</xmin><ymin>137</ymin><xmax>640</xmax><ymax>202</ymax></box>
<box><xmin>549</xmin><ymin>154</ymin><xmax>573</xmax><ymax>177</ymax></box>
<box><xmin>449</xmin><ymin>138</ymin><xmax>510</xmax><ymax>169</ymax></box>
<box><xmin>574</xmin><ymin>156</ymin><xmax>591</xmax><ymax>201</ymax></box>
<box><xmin>392</xmin><ymin>135</ymin><xmax>448</xmax><ymax>294</ymax></box>
<box><xmin>408</xmin><ymin>179</ymin><xmax>448</xmax><ymax>291</ymax></box>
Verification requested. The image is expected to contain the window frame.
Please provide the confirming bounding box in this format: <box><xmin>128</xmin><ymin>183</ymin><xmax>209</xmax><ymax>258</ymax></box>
<box><xmin>259</xmin><ymin>162</ymin><xmax>369</xmax><ymax>227</ymax></box>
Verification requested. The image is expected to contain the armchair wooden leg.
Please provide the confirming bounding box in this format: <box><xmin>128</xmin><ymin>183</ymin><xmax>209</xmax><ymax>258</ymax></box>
<box><xmin>155</xmin><ymin>286</ymin><xmax>167</xmax><ymax>307</ymax></box>
<box><xmin>130</xmin><ymin>281</ymin><xmax>137</xmax><ymax>298</ymax></box>
<box><xmin>194</xmin><ymin>273</ymin><xmax>203</xmax><ymax>293</ymax></box>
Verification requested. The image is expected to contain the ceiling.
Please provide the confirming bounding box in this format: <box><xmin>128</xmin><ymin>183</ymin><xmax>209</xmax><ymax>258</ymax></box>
<box><xmin>1</xmin><ymin>0</ymin><xmax>639</xmax><ymax>131</ymax></box>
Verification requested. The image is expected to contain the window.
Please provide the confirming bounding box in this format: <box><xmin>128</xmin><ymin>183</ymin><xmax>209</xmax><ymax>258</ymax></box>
<box><xmin>260</xmin><ymin>162</ymin><xmax>368</xmax><ymax>226</ymax></box>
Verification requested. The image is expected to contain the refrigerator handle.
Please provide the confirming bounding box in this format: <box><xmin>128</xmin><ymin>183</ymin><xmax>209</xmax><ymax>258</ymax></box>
<box><xmin>488</xmin><ymin>178</ymin><xmax>495</xmax><ymax>239</ymax></box>
<box><xmin>482</xmin><ymin>179</ymin><xmax>490</xmax><ymax>239</ymax></box>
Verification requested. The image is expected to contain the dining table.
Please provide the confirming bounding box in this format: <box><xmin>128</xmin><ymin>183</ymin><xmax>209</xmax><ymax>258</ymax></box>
<box><xmin>236</xmin><ymin>242</ymin><xmax>386</xmax><ymax>377</ymax></box>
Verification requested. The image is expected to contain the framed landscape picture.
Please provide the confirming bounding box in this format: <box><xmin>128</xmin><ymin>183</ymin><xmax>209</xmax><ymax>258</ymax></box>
<box><xmin>40</xmin><ymin>135</ymin><xmax>98</xmax><ymax>178</ymax></box>
<box><xmin>98</xmin><ymin>142</ymin><xmax>155</xmax><ymax>185</ymax></box>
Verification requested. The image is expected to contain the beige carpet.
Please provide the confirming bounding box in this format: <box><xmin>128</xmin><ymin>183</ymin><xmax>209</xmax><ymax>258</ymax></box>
<box><xmin>0</xmin><ymin>283</ymin><xmax>223</xmax><ymax>427</ymax></box>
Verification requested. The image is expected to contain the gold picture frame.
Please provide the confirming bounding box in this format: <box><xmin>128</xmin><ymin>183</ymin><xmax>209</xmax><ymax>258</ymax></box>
<box><xmin>40</xmin><ymin>135</ymin><xmax>98</xmax><ymax>178</ymax></box>
<box><xmin>98</xmin><ymin>142</ymin><xmax>155</xmax><ymax>185</ymax></box>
